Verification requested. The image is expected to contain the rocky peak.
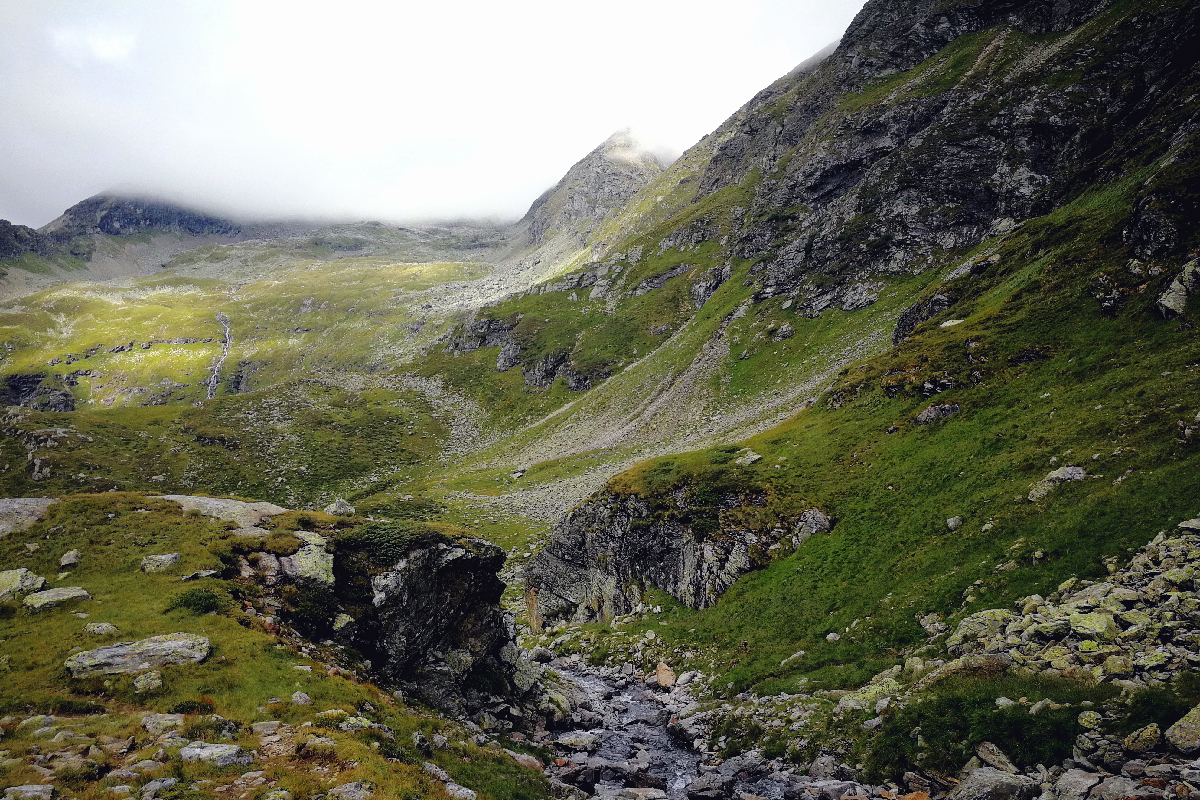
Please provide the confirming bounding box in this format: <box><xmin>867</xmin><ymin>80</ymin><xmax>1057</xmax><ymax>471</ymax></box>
<box><xmin>40</xmin><ymin>194</ymin><xmax>241</xmax><ymax>241</ymax></box>
<box><xmin>521</xmin><ymin>129</ymin><xmax>665</xmax><ymax>247</ymax></box>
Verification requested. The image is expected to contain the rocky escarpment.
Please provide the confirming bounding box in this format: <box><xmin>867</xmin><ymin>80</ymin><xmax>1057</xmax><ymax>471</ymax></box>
<box><xmin>41</xmin><ymin>194</ymin><xmax>241</xmax><ymax>241</ymax></box>
<box><xmin>236</xmin><ymin>522</ymin><xmax>548</xmax><ymax>729</ymax></box>
<box><xmin>613</xmin><ymin>0</ymin><xmax>1200</xmax><ymax>316</ymax></box>
<box><xmin>524</xmin><ymin>476</ymin><xmax>831</xmax><ymax>629</ymax></box>
<box><xmin>0</xmin><ymin>219</ymin><xmax>53</xmax><ymax>261</ymax></box>
<box><xmin>520</xmin><ymin>130</ymin><xmax>665</xmax><ymax>248</ymax></box>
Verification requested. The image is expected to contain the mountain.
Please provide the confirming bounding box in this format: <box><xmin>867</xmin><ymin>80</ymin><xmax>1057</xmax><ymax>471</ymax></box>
<box><xmin>519</xmin><ymin>129</ymin><xmax>666</xmax><ymax>248</ymax></box>
<box><xmin>3</xmin><ymin>0</ymin><xmax>1200</xmax><ymax>798</ymax></box>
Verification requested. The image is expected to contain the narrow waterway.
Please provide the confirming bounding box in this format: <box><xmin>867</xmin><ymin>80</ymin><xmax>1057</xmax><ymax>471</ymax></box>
<box><xmin>546</xmin><ymin>663</ymin><xmax>808</xmax><ymax>800</ymax></box>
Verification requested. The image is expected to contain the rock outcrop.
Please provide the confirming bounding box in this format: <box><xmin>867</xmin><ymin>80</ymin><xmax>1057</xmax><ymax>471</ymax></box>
<box><xmin>525</xmin><ymin>487</ymin><xmax>831</xmax><ymax>628</ymax></box>
<box><xmin>521</xmin><ymin>130</ymin><xmax>665</xmax><ymax>248</ymax></box>
<box><xmin>63</xmin><ymin>632</ymin><xmax>211</xmax><ymax>677</ymax></box>
<box><xmin>0</xmin><ymin>497</ymin><xmax>59</xmax><ymax>537</ymax></box>
<box><xmin>238</xmin><ymin>523</ymin><xmax>546</xmax><ymax>728</ymax></box>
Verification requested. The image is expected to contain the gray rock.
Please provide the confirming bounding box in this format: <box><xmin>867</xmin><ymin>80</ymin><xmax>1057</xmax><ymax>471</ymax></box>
<box><xmin>59</xmin><ymin>549</ymin><xmax>80</xmax><ymax>568</ymax></box>
<box><xmin>1028</xmin><ymin>466</ymin><xmax>1087</xmax><ymax>501</ymax></box>
<box><xmin>291</xmin><ymin>691</ymin><xmax>312</xmax><ymax>705</ymax></box>
<box><xmin>915</xmin><ymin>402</ymin><xmax>961</xmax><ymax>425</ymax></box>
<box><xmin>180</xmin><ymin>570</ymin><xmax>219</xmax><ymax>582</ymax></box>
<box><xmin>23</xmin><ymin>586</ymin><xmax>90</xmax><ymax>610</ymax></box>
<box><xmin>948</xmin><ymin>768</ymin><xmax>1037</xmax><ymax>800</ymax></box>
<box><xmin>975</xmin><ymin>742</ymin><xmax>1017</xmax><ymax>773</ymax></box>
<box><xmin>0</xmin><ymin>568</ymin><xmax>45</xmax><ymax>601</ymax></box>
<box><xmin>1053</xmin><ymin>769</ymin><xmax>1101</xmax><ymax>800</ymax></box>
<box><xmin>142</xmin><ymin>714</ymin><xmax>185</xmax><ymax>734</ymax></box>
<box><xmin>64</xmin><ymin>632</ymin><xmax>210</xmax><ymax>677</ymax></box>
<box><xmin>948</xmin><ymin>516</ymin><xmax>963</xmax><ymax>531</ymax></box>
<box><xmin>0</xmin><ymin>498</ymin><xmax>58</xmax><ymax>538</ymax></box>
<box><xmin>140</xmin><ymin>553</ymin><xmax>180</xmax><ymax>573</ymax></box>
<box><xmin>734</xmin><ymin>450</ymin><xmax>763</xmax><ymax>466</ymax></box>
<box><xmin>179</xmin><ymin>741</ymin><xmax>252</xmax><ymax>768</ymax></box>
<box><xmin>327</xmin><ymin>783</ymin><xmax>373</xmax><ymax>800</ymax></box>
<box><xmin>685</xmin><ymin>773</ymin><xmax>734</xmax><ymax>799</ymax></box>
<box><xmin>323</xmin><ymin>498</ymin><xmax>356</xmax><ymax>517</ymax></box>
<box><xmin>1167</xmin><ymin>704</ymin><xmax>1200</xmax><ymax>753</ymax></box>
<box><xmin>557</xmin><ymin>732</ymin><xmax>599</xmax><ymax>751</ymax></box>
<box><xmin>3</xmin><ymin>788</ymin><xmax>55</xmax><ymax>800</ymax></box>
<box><xmin>140</xmin><ymin>778</ymin><xmax>177</xmax><ymax>799</ymax></box>
<box><xmin>158</xmin><ymin>495</ymin><xmax>286</xmax><ymax>528</ymax></box>
<box><xmin>84</xmin><ymin>622</ymin><xmax>118</xmax><ymax>635</ymax></box>
<box><xmin>445</xmin><ymin>784</ymin><xmax>476</xmax><ymax>800</ymax></box>
<box><xmin>278</xmin><ymin>544</ymin><xmax>333</xmax><ymax>586</ymax></box>
<box><xmin>1089</xmin><ymin>776</ymin><xmax>1140</xmax><ymax>800</ymax></box>
<box><xmin>133</xmin><ymin>670</ymin><xmax>163</xmax><ymax>693</ymax></box>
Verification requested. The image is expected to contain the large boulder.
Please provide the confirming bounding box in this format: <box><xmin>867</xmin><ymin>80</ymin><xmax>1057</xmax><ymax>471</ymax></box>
<box><xmin>1167</xmin><ymin>704</ymin><xmax>1200</xmax><ymax>753</ymax></box>
<box><xmin>64</xmin><ymin>632</ymin><xmax>210</xmax><ymax>677</ymax></box>
<box><xmin>0</xmin><ymin>567</ymin><xmax>45</xmax><ymax>601</ymax></box>
<box><xmin>948</xmin><ymin>768</ymin><xmax>1038</xmax><ymax>800</ymax></box>
<box><xmin>278</xmin><ymin>533</ymin><xmax>333</xmax><ymax>586</ymax></box>
<box><xmin>179</xmin><ymin>741</ymin><xmax>252</xmax><ymax>768</ymax></box>
<box><xmin>0</xmin><ymin>498</ymin><xmax>58</xmax><ymax>538</ymax></box>
<box><xmin>157</xmin><ymin>495</ymin><xmax>285</xmax><ymax>528</ymax></box>
<box><xmin>946</xmin><ymin>609</ymin><xmax>1015</xmax><ymax>654</ymax></box>
<box><xmin>23</xmin><ymin>586</ymin><xmax>90</xmax><ymax>610</ymax></box>
<box><xmin>1027</xmin><ymin>466</ymin><xmax>1087</xmax><ymax>501</ymax></box>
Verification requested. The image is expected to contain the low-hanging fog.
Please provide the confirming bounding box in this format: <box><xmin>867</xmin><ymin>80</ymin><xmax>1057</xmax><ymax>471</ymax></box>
<box><xmin>0</xmin><ymin>0</ymin><xmax>866</xmax><ymax>227</ymax></box>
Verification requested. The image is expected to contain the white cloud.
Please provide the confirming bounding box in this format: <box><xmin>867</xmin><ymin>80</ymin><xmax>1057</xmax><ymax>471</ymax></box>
<box><xmin>50</xmin><ymin>27</ymin><xmax>136</xmax><ymax>64</ymax></box>
<box><xmin>0</xmin><ymin>0</ymin><xmax>867</xmax><ymax>227</ymax></box>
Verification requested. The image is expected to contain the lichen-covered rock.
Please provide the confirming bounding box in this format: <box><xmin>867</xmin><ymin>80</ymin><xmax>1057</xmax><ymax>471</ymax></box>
<box><xmin>323</xmin><ymin>499</ymin><xmax>355</xmax><ymax>517</ymax></box>
<box><xmin>64</xmin><ymin>632</ymin><xmax>210</xmax><ymax>677</ymax></box>
<box><xmin>2</xmin><ymin>786</ymin><xmax>56</xmax><ymax>800</ymax></box>
<box><xmin>1167</xmin><ymin>705</ymin><xmax>1200</xmax><ymax>754</ymax></box>
<box><xmin>1123</xmin><ymin>723</ymin><xmax>1161</xmax><ymax>753</ymax></box>
<box><xmin>327</xmin><ymin>783</ymin><xmax>373</xmax><ymax>800</ymax></box>
<box><xmin>134</xmin><ymin>670</ymin><xmax>163</xmax><ymax>693</ymax></box>
<box><xmin>142</xmin><ymin>713</ymin><xmax>184</xmax><ymax>734</ymax></box>
<box><xmin>59</xmin><ymin>549</ymin><xmax>80</xmax><ymax>567</ymax></box>
<box><xmin>1028</xmin><ymin>466</ymin><xmax>1087</xmax><ymax>501</ymax></box>
<box><xmin>915</xmin><ymin>402</ymin><xmax>961</xmax><ymax>425</ymax></box>
<box><xmin>948</xmin><ymin>768</ymin><xmax>1037</xmax><ymax>800</ymax></box>
<box><xmin>140</xmin><ymin>553</ymin><xmax>180</xmax><ymax>573</ymax></box>
<box><xmin>947</xmin><ymin>609</ymin><xmax>1015</xmax><ymax>654</ymax></box>
<box><xmin>83</xmin><ymin>621</ymin><xmax>118</xmax><ymax>635</ymax></box>
<box><xmin>179</xmin><ymin>741</ymin><xmax>252</xmax><ymax>768</ymax></box>
<box><xmin>0</xmin><ymin>498</ymin><xmax>58</xmax><ymax>538</ymax></box>
<box><xmin>0</xmin><ymin>567</ymin><xmax>45</xmax><ymax>601</ymax></box>
<box><xmin>23</xmin><ymin>586</ymin><xmax>90</xmax><ymax>610</ymax></box>
<box><xmin>158</xmin><ymin>495</ymin><xmax>285</xmax><ymax>528</ymax></box>
<box><xmin>279</xmin><ymin>541</ymin><xmax>333</xmax><ymax>586</ymax></box>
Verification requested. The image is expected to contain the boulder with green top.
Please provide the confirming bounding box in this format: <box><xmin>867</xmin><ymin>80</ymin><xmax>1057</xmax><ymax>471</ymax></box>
<box><xmin>947</xmin><ymin>609</ymin><xmax>1015</xmax><ymax>654</ymax></box>
<box><xmin>23</xmin><ymin>586</ymin><xmax>90</xmax><ymax>610</ymax></box>
<box><xmin>1069</xmin><ymin>612</ymin><xmax>1119</xmax><ymax>641</ymax></box>
<box><xmin>1123</xmin><ymin>723</ymin><xmax>1161</xmax><ymax>753</ymax></box>
<box><xmin>64</xmin><ymin>632</ymin><xmax>210</xmax><ymax>677</ymax></box>
<box><xmin>0</xmin><ymin>567</ymin><xmax>45</xmax><ymax>601</ymax></box>
<box><xmin>1167</xmin><ymin>705</ymin><xmax>1200</xmax><ymax>754</ymax></box>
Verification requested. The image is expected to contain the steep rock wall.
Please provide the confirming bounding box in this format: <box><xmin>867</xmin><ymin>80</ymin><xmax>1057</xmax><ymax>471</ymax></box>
<box><xmin>524</xmin><ymin>487</ymin><xmax>831</xmax><ymax>629</ymax></box>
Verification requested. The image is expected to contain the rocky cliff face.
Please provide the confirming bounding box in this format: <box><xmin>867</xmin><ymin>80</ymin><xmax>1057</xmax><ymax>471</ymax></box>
<box><xmin>0</xmin><ymin>220</ymin><xmax>52</xmax><ymax>261</ymax></box>
<box><xmin>524</xmin><ymin>482</ymin><xmax>831</xmax><ymax>629</ymax></box>
<box><xmin>615</xmin><ymin>0</ymin><xmax>1200</xmax><ymax>314</ymax></box>
<box><xmin>41</xmin><ymin>194</ymin><xmax>241</xmax><ymax>241</ymax></box>
<box><xmin>240</xmin><ymin>524</ymin><xmax>547</xmax><ymax>729</ymax></box>
<box><xmin>520</xmin><ymin>130</ymin><xmax>665</xmax><ymax>248</ymax></box>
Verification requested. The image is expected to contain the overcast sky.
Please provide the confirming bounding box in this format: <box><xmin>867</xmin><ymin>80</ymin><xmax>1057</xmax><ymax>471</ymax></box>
<box><xmin>0</xmin><ymin>0</ymin><xmax>867</xmax><ymax>228</ymax></box>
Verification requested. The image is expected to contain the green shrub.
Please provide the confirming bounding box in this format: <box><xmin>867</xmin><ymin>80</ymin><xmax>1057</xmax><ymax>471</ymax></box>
<box><xmin>166</xmin><ymin>587</ymin><xmax>231</xmax><ymax>615</ymax></box>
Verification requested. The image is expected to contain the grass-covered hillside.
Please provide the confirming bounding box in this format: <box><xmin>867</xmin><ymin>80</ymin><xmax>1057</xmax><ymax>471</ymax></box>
<box><xmin>0</xmin><ymin>493</ymin><xmax>553</xmax><ymax>800</ymax></box>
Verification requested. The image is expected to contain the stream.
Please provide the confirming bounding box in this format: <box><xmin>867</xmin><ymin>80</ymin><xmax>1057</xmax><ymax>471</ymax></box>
<box><xmin>545</xmin><ymin>661</ymin><xmax>810</xmax><ymax>800</ymax></box>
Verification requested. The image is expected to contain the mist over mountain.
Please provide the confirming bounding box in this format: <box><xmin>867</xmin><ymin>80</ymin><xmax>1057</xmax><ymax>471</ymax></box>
<box><xmin>2</xmin><ymin>2</ymin><xmax>1200</xmax><ymax>800</ymax></box>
